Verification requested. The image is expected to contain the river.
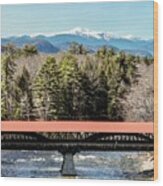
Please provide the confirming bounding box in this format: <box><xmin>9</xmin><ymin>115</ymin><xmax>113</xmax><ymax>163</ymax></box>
<box><xmin>1</xmin><ymin>150</ymin><xmax>153</xmax><ymax>180</ymax></box>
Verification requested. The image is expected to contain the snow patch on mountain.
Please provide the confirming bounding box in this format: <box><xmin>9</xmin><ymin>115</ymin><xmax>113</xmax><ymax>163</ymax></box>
<box><xmin>12</xmin><ymin>27</ymin><xmax>148</xmax><ymax>41</ymax></box>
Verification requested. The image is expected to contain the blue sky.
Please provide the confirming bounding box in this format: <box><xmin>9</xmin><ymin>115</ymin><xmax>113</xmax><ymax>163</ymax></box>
<box><xmin>1</xmin><ymin>1</ymin><xmax>154</xmax><ymax>39</ymax></box>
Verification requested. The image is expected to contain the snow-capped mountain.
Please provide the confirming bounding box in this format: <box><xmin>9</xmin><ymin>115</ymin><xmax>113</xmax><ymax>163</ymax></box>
<box><xmin>1</xmin><ymin>28</ymin><xmax>153</xmax><ymax>56</ymax></box>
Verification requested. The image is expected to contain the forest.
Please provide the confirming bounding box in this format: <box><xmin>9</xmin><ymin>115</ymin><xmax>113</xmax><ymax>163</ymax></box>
<box><xmin>1</xmin><ymin>43</ymin><xmax>154</xmax><ymax>121</ymax></box>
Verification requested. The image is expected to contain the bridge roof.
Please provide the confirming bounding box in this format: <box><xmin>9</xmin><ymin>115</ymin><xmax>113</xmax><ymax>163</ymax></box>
<box><xmin>1</xmin><ymin>121</ymin><xmax>153</xmax><ymax>133</ymax></box>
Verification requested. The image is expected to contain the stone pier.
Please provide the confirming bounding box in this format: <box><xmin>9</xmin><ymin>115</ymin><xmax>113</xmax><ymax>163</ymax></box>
<box><xmin>61</xmin><ymin>152</ymin><xmax>76</xmax><ymax>176</ymax></box>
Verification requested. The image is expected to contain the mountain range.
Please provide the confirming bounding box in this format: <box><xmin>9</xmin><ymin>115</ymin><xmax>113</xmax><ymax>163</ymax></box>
<box><xmin>1</xmin><ymin>28</ymin><xmax>154</xmax><ymax>57</ymax></box>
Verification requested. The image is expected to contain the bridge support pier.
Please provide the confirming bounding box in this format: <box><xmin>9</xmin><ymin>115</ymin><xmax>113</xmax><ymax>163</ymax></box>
<box><xmin>61</xmin><ymin>152</ymin><xmax>76</xmax><ymax>176</ymax></box>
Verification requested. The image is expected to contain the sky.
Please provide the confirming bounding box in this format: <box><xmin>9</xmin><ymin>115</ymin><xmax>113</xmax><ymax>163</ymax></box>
<box><xmin>1</xmin><ymin>1</ymin><xmax>154</xmax><ymax>39</ymax></box>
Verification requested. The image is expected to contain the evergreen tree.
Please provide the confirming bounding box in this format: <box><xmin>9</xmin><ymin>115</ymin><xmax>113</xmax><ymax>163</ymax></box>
<box><xmin>16</xmin><ymin>66</ymin><xmax>34</xmax><ymax>120</ymax></box>
<box><xmin>23</xmin><ymin>44</ymin><xmax>38</xmax><ymax>57</ymax></box>
<box><xmin>2</xmin><ymin>44</ymin><xmax>17</xmax><ymax>58</ymax></box>
<box><xmin>1</xmin><ymin>55</ymin><xmax>20</xmax><ymax>120</ymax></box>
<box><xmin>78</xmin><ymin>72</ymin><xmax>95</xmax><ymax>119</ymax></box>
<box><xmin>143</xmin><ymin>56</ymin><xmax>153</xmax><ymax>66</ymax></box>
<box><xmin>96</xmin><ymin>45</ymin><xmax>108</xmax><ymax>59</ymax></box>
<box><xmin>100</xmin><ymin>51</ymin><xmax>138</xmax><ymax>120</ymax></box>
<box><xmin>80</xmin><ymin>57</ymin><xmax>98</xmax><ymax>119</ymax></box>
<box><xmin>69</xmin><ymin>42</ymin><xmax>88</xmax><ymax>55</ymax></box>
<box><xmin>33</xmin><ymin>56</ymin><xmax>61</xmax><ymax>120</ymax></box>
<box><xmin>59</xmin><ymin>54</ymin><xmax>82</xmax><ymax>119</ymax></box>
<box><xmin>94</xmin><ymin>70</ymin><xmax>108</xmax><ymax>120</ymax></box>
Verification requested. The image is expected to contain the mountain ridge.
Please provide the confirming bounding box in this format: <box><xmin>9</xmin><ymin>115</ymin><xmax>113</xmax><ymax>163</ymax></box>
<box><xmin>2</xmin><ymin>28</ymin><xmax>153</xmax><ymax>57</ymax></box>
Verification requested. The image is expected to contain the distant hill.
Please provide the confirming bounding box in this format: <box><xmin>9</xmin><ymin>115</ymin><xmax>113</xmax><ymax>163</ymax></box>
<box><xmin>2</xmin><ymin>28</ymin><xmax>153</xmax><ymax>56</ymax></box>
<box><xmin>33</xmin><ymin>39</ymin><xmax>59</xmax><ymax>53</ymax></box>
<box><xmin>1</xmin><ymin>36</ymin><xmax>59</xmax><ymax>53</ymax></box>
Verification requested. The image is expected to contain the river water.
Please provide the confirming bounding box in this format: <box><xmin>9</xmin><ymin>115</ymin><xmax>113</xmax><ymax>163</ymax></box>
<box><xmin>1</xmin><ymin>150</ymin><xmax>153</xmax><ymax>180</ymax></box>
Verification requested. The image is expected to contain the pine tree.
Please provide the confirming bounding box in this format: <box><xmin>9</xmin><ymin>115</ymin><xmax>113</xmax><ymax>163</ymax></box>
<box><xmin>23</xmin><ymin>44</ymin><xmax>38</xmax><ymax>57</ymax></box>
<box><xmin>1</xmin><ymin>55</ymin><xmax>20</xmax><ymax>120</ymax></box>
<box><xmin>96</xmin><ymin>45</ymin><xmax>108</xmax><ymax>59</ymax></box>
<box><xmin>80</xmin><ymin>58</ymin><xmax>99</xmax><ymax>119</ymax></box>
<box><xmin>2</xmin><ymin>44</ymin><xmax>17</xmax><ymax>58</ymax></box>
<box><xmin>59</xmin><ymin>54</ymin><xmax>82</xmax><ymax>119</ymax></box>
<box><xmin>33</xmin><ymin>56</ymin><xmax>61</xmax><ymax>120</ymax></box>
<box><xmin>94</xmin><ymin>70</ymin><xmax>108</xmax><ymax>120</ymax></box>
<box><xmin>16</xmin><ymin>66</ymin><xmax>34</xmax><ymax>120</ymax></box>
<box><xmin>69</xmin><ymin>42</ymin><xmax>88</xmax><ymax>55</ymax></box>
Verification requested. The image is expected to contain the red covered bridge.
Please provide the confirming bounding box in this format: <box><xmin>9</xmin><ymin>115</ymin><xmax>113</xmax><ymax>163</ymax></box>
<box><xmin>1</xmin><ymin>121</ymin><xmax>154</xmax><ymax>176</ymax></box>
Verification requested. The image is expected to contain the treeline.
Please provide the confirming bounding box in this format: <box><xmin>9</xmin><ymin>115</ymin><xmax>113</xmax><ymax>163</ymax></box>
<box><xmin>1</xmin><ymin>43</ymin><xmax>153</xmax><ymax>121</ymax></box>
